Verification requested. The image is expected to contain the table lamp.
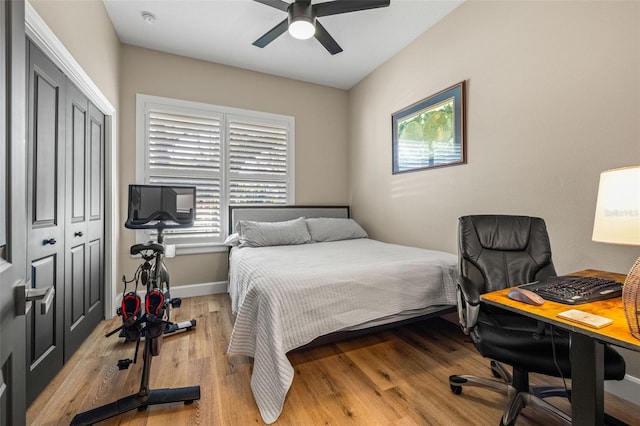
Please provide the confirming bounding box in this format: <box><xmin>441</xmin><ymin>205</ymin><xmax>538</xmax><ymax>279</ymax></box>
<box><xmin>592</xmin><ymin>165</ymin><xmax>640</xmax><ymax>339</ymax></box>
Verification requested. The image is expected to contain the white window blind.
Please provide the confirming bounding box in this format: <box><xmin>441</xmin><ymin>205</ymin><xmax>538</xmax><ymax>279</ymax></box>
<box><xmin>228</xmin><ymin>116</ymin><xmax>288</xmax><ymax>205</ymax></box>
<box><xmin>137</xmin><ymin>95</ymin><xmax>294</xmax><ymax>252</ymax></box>
<box><xmin>147</xmin><ymin>109</ymin><xmax>222</xmax><ymax>244</ymax></box>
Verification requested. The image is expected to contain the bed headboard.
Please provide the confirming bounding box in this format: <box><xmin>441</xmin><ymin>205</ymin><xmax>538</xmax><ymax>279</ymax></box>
<box><xmin>228</xmin><ymin>205</ymin><xmax>350</xmax><ymax>234</ymax></box>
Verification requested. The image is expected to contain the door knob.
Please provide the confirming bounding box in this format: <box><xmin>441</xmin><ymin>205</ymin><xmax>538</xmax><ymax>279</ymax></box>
<box><xmin>74</xmin><ymin>231</ymin><xmax>83</xmax><ymax>237</ymax></box>
<box><xmin>42</xmin><ymin>238</ymin><xmax>57</xmax><ymax>245</ymax></box>
<box><xmin>15</xmin><ymin>281</ymin><xmax>55</xmax><ymax>316</ymax></box>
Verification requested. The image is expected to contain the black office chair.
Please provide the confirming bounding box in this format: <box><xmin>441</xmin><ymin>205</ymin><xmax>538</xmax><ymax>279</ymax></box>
<box><xmin>449</xmin><ymin>215</ymin><xmax>626</xmax><ymax>426</ymax></box>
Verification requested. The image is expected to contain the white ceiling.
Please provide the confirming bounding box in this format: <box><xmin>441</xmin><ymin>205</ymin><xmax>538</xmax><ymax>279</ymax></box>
<box><xmin>103</xmin><ymin>0</ymin><xmax>463</xmax><ymax>90</ymax></box>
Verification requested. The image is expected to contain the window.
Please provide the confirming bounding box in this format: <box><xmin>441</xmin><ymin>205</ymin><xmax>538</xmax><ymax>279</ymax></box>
<box><xmin>136</xmin><ymin>95</ymin><xmax>295</xmax><ymax>253</ymax></box>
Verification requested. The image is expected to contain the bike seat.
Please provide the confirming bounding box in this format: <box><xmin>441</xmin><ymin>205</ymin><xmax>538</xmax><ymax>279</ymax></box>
<box><xmin>130</xmin><ymin>241</ymin><xmax>165</xmax><ymax>255</ymax></box>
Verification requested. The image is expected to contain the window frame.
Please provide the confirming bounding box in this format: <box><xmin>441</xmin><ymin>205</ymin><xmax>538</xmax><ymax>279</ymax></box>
<box><xmin>135</xmin><ymin>94</ymin><xmax>295</xmax><ymax>254</ymax></box>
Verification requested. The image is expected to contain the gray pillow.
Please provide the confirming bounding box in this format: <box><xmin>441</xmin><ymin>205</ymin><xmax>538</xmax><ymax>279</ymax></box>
<box><xmin>223</xmin><ymin>232</ymin><xmax>240</xmax><ymax>246</ymax></box>
<box><xmin>236</xmin><ymin>217</ymin><xmax>311</xmax><ymax>248</ymax></box>
<box><xmin>305</xmin><ymin>217</ymin><xmax>368</xmax><ymax>242</ymax></box>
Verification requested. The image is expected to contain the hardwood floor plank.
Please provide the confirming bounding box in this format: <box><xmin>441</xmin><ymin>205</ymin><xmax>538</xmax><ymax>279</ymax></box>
<box><xmin>26</xmin><ymin>294</ymin><xmax>640</xmax><ymax>425</ymax></box>
<box><xmin>338</xmin><ymin>339</ymin><xmax>410</xmax><ymax>392</ymax></box>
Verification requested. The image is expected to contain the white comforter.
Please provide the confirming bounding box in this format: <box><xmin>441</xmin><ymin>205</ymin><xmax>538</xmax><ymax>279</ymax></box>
<box><xmin>226</xmin><ymin>238</ymin><xmax>457</xmax><ymax>424</ymax></box>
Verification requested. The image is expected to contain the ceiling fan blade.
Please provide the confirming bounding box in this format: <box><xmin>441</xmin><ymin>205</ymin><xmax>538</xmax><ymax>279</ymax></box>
<box><xmin>314</xmin><ymin>21</ymin><xmax>343</xmax><ymax>55</ymax></box>
<box><xmin>253</xmin><ymin>18</ymin><xmax>289</xmax><ymax>48</ymax></box>
<box><xmin>253</xmin><ymin>0</ymin><xmax>290</xmax><ymax>12</ymax></box>
<box><xmin>315</xmin><ymin>0</ymin><xmax>390</xmax><ymax>17</ymax></box>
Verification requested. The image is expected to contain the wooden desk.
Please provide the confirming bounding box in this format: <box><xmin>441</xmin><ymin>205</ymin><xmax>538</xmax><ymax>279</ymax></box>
<box><xmin>481</xmin><ymin>269</ymin><xmax>640</xmax><ymax>426</ymax></box>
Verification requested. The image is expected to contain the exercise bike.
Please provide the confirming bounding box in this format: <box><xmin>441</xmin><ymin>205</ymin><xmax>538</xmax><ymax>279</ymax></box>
<box><xmin>71</xmin><ymin>185</ymin><xmax>201</xmax><ymax>425</ymax></box>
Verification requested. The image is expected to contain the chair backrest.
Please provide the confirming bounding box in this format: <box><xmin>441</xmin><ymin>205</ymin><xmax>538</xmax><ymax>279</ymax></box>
<box><xmin>459</xmin><ymin>215</ymin><xmax>556</xmax><ymax>294</ymax></box>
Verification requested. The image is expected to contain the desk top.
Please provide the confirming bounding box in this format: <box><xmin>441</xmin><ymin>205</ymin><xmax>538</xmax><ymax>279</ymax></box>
<box><xmin>481</xmin><ymin>269</ymin><xmax>640</xmax><ymax>352</ymax></box>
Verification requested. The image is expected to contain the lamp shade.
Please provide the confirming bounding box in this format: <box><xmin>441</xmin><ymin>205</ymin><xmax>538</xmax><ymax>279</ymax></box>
<box><xmin>593</xmin><ymin>165</ymin><xmax>640</xmax><ymax>340</ymax></box>
<box><xmin>592</xmin><ymin>166</ymin><xmax>640</xmax><ymax>246</ymax></box>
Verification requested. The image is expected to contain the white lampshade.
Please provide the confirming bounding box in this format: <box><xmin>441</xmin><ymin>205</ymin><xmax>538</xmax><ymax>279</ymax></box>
<box><xmin>289</xmin><ymin>18</ymin><xmax>315</xmax><ymax>40</ymax></box>
<box><xmin>592</xmin><ymin>166</ymin><xmax>640</xmax><ymax>246</ymax></box>
<box><xmin>594</xmin><ymin>166</ymin><xmax>640</xmax><ymax>340</ymax></box>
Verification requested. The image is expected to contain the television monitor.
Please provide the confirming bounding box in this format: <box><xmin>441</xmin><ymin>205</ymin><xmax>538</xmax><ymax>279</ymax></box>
<box><xmin>125</xmin><ymin>184</ymin><xmax>196</xmax><ymax>229</ymax></box>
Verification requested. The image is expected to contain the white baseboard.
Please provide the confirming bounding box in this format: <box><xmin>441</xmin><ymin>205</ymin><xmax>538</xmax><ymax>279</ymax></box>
<box><xmin>170</xmin><ymin>281</ymin><xmax>228</xmax><ymax>298</ymax></box>
<box><xmin>111</xmin><ymin>281</ymin><xmax>228</xmax><ymax>316</ymax></box>
<box><xmin>605</xmin><ymin>374</ymin><xmax>640</xmax><ymax>406</ymax></box>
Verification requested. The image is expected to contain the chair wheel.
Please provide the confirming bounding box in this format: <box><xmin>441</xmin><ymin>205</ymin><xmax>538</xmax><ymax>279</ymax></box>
<box><xmin>450</xmin><ymin>384</ymin><xmax>462</xmax><ymax>395</ymax></box>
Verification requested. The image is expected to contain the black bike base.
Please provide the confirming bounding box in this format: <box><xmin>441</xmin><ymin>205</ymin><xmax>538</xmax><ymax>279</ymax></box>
<box><xmin>70</xmin><ymin>385</ymin><xmax>200</xmax><ymax>425</ymax></box>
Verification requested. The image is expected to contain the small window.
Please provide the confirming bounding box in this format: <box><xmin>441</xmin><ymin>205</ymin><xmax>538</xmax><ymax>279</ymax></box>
<box><xmin>136</xmin><ymin>95</ymin><xmax>295</xmax><ymax>253</ymax></box>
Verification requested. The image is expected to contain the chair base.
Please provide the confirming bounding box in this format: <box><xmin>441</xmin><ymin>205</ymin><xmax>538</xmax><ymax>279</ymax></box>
<box><xmin>449</xmin><ymin>371</ymin><xmax>630</xmax><ymax>426</ymax></box>
<box><xmin>500</xmin><ymin>386</ymin><xmax>571</xmax><ymax>426</ymax></box>
<box><xmin>449</xmin><ymin>361</ymin><xmax>571</xmax><ymax>426</ymax></box>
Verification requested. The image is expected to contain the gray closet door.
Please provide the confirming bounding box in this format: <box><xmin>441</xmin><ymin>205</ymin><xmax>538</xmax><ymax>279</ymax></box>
<box><xmin>0</xmin><ymin>1</ymin><xmax>27</xmax><ymax>424</ymax></box>
<box><xmin>26</xmin><ymin>41</ymin><xmax>65</xmax><ymax>405</ymax></box>
<box><xmin>64</xmin><ymin>82</ymin><xmax>104</xmax><ymax>360</ymax></box>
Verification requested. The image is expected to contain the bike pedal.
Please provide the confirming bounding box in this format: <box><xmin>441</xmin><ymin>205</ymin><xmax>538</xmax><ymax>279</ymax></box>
<box><xmin>170</xmin><ymin>298</ymin><xmax>182</xmax><ymax>308</ymax></box>
<box><xmin>117</xmin><ymin>359</ymin><xmax>133</xmax><ymax>370</ymax></box>
<box><xmin>145</xmin><ymin>290</ymin><xmax>165</xmax><ymax>317</ymax></box>
<box><xmin>121</xmin><ymin>292</ymin><xmax>142</xmax><ymax>341</ymax></box>
<box><xmin>122</xmin><ymin>292</ymin><xmax>142</xmax><ymax>320</ymax></box>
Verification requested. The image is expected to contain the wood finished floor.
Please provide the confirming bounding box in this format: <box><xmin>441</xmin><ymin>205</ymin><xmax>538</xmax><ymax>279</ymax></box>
<box><xmin>27</xmin><ymin>294</ymin><xmax>640</xmax><ymax>425</ymax></box>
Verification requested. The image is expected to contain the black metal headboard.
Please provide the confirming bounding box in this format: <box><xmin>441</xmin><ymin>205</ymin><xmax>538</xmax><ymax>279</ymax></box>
<box><xmin>228</xmin><ymin>205</ymin><xmax>350</xmax><ymax>234</ymax></box>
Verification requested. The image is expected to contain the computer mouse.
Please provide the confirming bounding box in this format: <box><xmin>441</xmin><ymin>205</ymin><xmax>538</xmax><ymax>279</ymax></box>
<box><xmin>507</xmin><ymin>288</ymin><xmax>545</xmax><ymax>306</ymax></box>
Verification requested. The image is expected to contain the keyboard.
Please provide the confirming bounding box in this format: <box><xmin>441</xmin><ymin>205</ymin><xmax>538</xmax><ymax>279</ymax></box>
<box><xmin>518</xmin><ymin>276</ymin><xmax>623</xmax><ymax>305</ymax></box>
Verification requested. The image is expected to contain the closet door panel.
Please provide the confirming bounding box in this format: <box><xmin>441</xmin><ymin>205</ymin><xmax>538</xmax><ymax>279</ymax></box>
<box><xmin>63</xmin><ymin>81</ymin><xmax>88</xmax><ymax>361</ymax></box>
<box><xmin>63</xmin><ymin>84</ymin><xmax>104</xmax><ymax>362</ymax></box>
<box><xmin>26</xmin><ymin>41</ymin><xmax>65</xmax><ymax>405</ymax></box>
<box><xmin>86</xmin><ymin>102</ymin><xmax>104</xmax><ymax>315</ymax></box>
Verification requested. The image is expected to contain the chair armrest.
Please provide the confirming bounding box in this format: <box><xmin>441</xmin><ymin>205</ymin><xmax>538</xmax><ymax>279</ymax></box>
<box><xmin>458</xmin><ymin>275</ymin><xmax>480</xmax><ymax>306</ymax></box>
<box><xmin>456</xmin><ymin>275</ymin><xmax>481</xmax><ymax>334</ymax></box>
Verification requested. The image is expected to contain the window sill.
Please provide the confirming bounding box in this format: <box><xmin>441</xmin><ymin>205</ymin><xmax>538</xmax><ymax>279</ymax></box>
<box><xmin>174</xmin><ymin>243</ymin><xmax>230</xmax><ymax>256</ymax></box>
<box><xmin>129</xmin><ymin>242</ymin><xmax>229</xmax><ymax>259</ymax></box>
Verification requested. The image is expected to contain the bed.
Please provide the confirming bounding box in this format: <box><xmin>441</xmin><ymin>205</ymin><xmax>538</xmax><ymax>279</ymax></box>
<box><xmin>225</xmin><ymin>206</ymin><xmax>458</xmax><ymax>424</ymax></box>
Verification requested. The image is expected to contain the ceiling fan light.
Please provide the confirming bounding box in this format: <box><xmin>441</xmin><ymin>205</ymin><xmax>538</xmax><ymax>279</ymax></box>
<box><xmin>289</xmin><ymin>18</ymin><xmax>315</xmax><ymax>40</ymax></box>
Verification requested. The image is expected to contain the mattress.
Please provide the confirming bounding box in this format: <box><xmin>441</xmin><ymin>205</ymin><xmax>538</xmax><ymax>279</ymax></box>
<box><xmin>226</xmin><ymin>238</ymin><xmax>458</xmax><ymax>424</ymax></box>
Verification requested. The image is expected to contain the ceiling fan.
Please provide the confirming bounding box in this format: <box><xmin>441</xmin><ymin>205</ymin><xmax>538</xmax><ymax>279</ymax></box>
<box><xmin>252</xmin><ymin>0</ymin><xmax>391</xmax><ymax>55</ymax></box>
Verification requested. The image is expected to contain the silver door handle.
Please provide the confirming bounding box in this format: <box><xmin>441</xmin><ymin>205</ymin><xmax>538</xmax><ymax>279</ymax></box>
<box><xmin>15</xmin><ymin>282</ymin><xmax>55</xmax><ymax>316</ymax></box>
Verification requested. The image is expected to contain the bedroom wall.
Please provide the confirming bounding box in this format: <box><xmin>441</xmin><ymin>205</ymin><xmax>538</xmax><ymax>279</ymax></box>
<box><xmin>119</xmin><ymin>44</ymin><xmax>349</xmax><ymax>287</ymax></box>
<box><xmin>28</xmin><ymin>0</ymin><xmax>120</xmax><ymax>107</ymax></box>
<box><xmin>349</xmin><ymin>0</ymin><xmax>639</xmax><ymax>275</ymax></box>
<box><xmin>348</xmin><ymin>0</ymin><xmax>640</xmax><ymax>386</ymax></box>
